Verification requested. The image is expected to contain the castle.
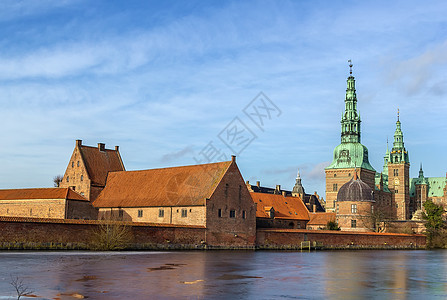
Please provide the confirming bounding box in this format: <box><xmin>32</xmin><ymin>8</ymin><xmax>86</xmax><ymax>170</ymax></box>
<box><xmin>325</xmin><ymin>62</ymin><xmax>447</xmax><ymax>229</ymax></box>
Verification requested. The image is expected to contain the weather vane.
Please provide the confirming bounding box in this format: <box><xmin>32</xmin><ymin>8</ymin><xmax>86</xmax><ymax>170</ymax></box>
<box><xmin>397</xmin><ymin>108</ymin><xmax>400</xmax><ymax>121</ymax></box>
<box><xmin>348</xmin><ymin>59</ymin><xmax>353</xmax><ymax>75</ymax></box>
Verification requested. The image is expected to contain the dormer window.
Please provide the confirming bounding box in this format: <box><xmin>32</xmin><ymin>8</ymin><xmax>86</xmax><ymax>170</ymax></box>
<box><xmin>66</xmin><ymin>176</ymin><xmax>69</xmax><ymax>182</ymax></box>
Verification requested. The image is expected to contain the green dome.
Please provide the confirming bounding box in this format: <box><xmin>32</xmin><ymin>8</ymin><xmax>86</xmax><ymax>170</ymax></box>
<box><xmin>327</xmin><ymin>142</ymin><xmax>375</xmax><ymax>172</ymax></box>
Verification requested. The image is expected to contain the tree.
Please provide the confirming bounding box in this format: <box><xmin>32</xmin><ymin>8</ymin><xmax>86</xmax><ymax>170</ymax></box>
<box><xmin>53</xmin><ymin>175</ymin><xmax>63</xmax><ymax>187</ymax></box>
<box><xmin>422</xmin><ymin>200</ymin><xmax>446</xmax><ymax>248</ymax></box>
<box><xmin>10</xmin><ymin>276</ymin><xmax>33</xmax><ymax>300</ymax></box>
<box><xmin>90</xmin><ymin>219</ymin><xmax>133</xmax><ymax>250</ymax></box>
<box><xmin>326</xmin><ymin>220</ymin><xmax>340</xmax><ymax>230</ymax></box>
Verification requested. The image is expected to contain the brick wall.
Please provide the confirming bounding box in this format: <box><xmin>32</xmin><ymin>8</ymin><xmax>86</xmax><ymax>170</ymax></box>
<box><xmin>257</xmin><ymin>228</ymin><xmax>426</xmax><ymax>249</ymax></box>
<box><xmin>98</xmin><ymin>206</ymin><xmax>206</xmax><ymax>226</ymax></box>
<box><xmin>0</xmin><ymin>217</ymin><xmax>206</xmax><ymax>249</ymax></box>
<box><xmin>0</xmin><ymin>199</ymin><xmax>66</xmax><ymax>218</ymax></box>
<box><xmin>60</xmin><ymin>146</ymin><xmax>91</xmax><ymax>199</ymax></box>
<box><xmin>66</xmin><ymin>200</ymin><xmax>98</xmax><ymax>220</ymax></box>
<box><xmin>205</xmin><ymin>161</ymin><xmax>257</xmax><ymax>248</ymax></box>
<box><xmin>337</xmin><ymin>200</ymin><xmax>374</xmax><ymax>231</ymax></box>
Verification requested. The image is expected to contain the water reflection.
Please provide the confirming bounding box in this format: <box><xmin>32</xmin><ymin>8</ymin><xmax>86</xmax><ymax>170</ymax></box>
<box><xmin>0</xmin><ymin>251</ymin><xmax>446</xmax><ymax>299</ymax></box>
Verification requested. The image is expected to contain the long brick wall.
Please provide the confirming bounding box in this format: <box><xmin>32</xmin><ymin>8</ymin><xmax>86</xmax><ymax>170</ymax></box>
<box><xmin>257</xmin><ymin>228</ymin><xmax>426</xmax><ymax>249</ymax></box>
<box><xmin>0</xmin><ymin>217</ymin><xmax>426</xmax><ymax>250</ymax></box>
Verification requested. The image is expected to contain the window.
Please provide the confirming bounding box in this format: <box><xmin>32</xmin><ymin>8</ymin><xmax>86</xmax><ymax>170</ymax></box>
<box><xmin>333</xmin><ymin>183</ymin><xmax>338</xmax><ymax>192</ymax></box>
<box><xmin>351</xmin><ymin>204</ymin><xmax>357</xmax><ymax>214</ymax></box>
<box><xmin>334</xmin><ymin>174</ymin><xmax>337</xmax><ymax>177</ymax></box>
<box><xmin>30</xmin><ymin>209</ymin><xmax>32</xmax><ymax>215</ymax></box>
<box><xmin>225</xmin><ymin>184</ymin><xmax>229</xmax><ymax>197</ymax></box>
<box><xmin>181</xmin><ymin>209</ymin><xmax>187</xmax><ymax>218</ymax></box>
<box><xmin>118</xmin><ymin>209</ymin><xmax>123</xmax><ymax>217</ymax></box>
<box><xmin>158</xmin><ymin>209</ymin><xmax>164</xmax><ymax>217</ymax></box>
<box><xmin>66</xmin><ymin>176</ymin><xmax>69</xmax><ymax>182</ymax></box>
<box><xmin>77</xmin><ymin>161</ymin><xmax>80</xmax><ymax>167</ymax></box>
<box><xmin>218</xmin><ymin>209</ymin><xmax>222</xmax><ymax>218</ymax></box>
<box><xmin>230</xmin><ymin>210</ymin><xmax>236</xmax><ymax>218</ymax></box>
<box><xmin>371</xmin><ymin>206</ymin><xmax>374</xmax><ymax>214</ymax></box>
<box><xmin>138</xmin><ymin>210</ymin><xmax>144</xmax><ymax>218</ymax></box>
<box><xmin>351</xmin><ymin>219</ymin><xmax>357</xmax><ymax>228</ymax></box>
<box><xmin>242</xmin><ymin>210</ymin><xmax>246</xmax><ymax>219</ymax></box>
<box><xmin>80</xmin><ymin>192</ymin><xmax>84</xmax><ymax>196</ymax></box>
<box><xmin>72</xmin><ymin>161</ymin><xmax>74</xmax><ymax>168</ymax></box>
<box><xmin>394</xmin><ymin>169</ymin><xmax>399</xmax><ymax>176</ymax></box>
<box><xmin>395</xmin><ymin>189</ymin><xmax>398</xmax><ymax>194</ymax></box>
<box><xmin>80</xmin><ymin>175</ymin><xmax>83</xmax><ymax>181</ymax></box>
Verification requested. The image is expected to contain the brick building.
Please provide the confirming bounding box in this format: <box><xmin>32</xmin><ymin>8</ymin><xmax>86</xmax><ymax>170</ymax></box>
<box><xmin>325</xmin><ymin>63</ymin><xmax>447</xmax><ymax>223</ymax></box>
<box><xmin>93</xmin><ymin>156</ymin><xmax>257</xmax><ymax>247</ymax></box>
<box><xmin>0</xmin><ymin>188</ymin><xmax>97</xmax><ymax>220</ymax></box>
<box><xmin>306</xmin><ymin>212</ymin><xmax>336</xmax><ymax>230</ymax></box>
<box><xmin>59</xmin><ymin>140</ymin><xmax>125</xmax><ymax>201</ymax></box>
<box><xmin>250</xmin><ymin>192</ymin><xmax>310</xmax><ymax>229</ymax></box>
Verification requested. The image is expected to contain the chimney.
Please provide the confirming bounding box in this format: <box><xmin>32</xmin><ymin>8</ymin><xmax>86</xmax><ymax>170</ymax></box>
<box><xmin>276</xmin><ymin>185</ymin><xmax>281</xmax><ymax>191</ymax></box>
<box><xmin>246</xmin><ymin>180</ymin><xmax>249</xmax><ymax>184</ymax></box>
<box><xmin>313</xmin><ymin>204</ymin><xmax>316</xmax><ymax>213</ymax></box>
<box><xmin>98</xmin><ymin>143</ymin><xmax>105</xmax><ymax>151</ymax></box>
<box><xmin>256</xmin><ymin>181</ymin><xmax>261</xmax><ymax>187</ymax></box>
<box><xmin>282</xmin><ymin>191</ymin><xmax>286</xmax><ymax>197</ymax></box>
<box><xmin>231</xmin><ymin>155</ymin><xmax>236</xmax><ymax>163</ymax></box>
<box><xmin>76</xmin><ymin>140</ymin><xmax>82</xmax><ymax>147</ymax></box>
<box><xmin>115</xmin><ymin>145</ymin><xmax>119</xmax><ymax>151</ymax></box>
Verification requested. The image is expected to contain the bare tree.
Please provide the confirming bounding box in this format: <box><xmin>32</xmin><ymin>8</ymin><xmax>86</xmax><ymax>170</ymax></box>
<box><xmin>53</xmin><ymin>175</ymin><xmax>63</xmax><ymax>187</ymax></box>
<box><xmin>90</xmin><ymin>219</ymin><xmax>133</xmax><ymax>250</ymax></box>
<box><xmin>10</xmin><ymin>276</ymin><xmax>33</xmax><ymax>300</ymax></box>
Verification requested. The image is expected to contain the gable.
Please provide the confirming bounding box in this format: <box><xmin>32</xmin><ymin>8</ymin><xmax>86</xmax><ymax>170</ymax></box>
<box><xmin>250</xmin><ymin>192</ymin><xmax>310</xmax><ymax>220</ymax></box>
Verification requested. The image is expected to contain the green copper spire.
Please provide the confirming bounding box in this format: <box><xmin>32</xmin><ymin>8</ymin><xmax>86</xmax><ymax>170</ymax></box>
<box><xmin>327</xmin><ymin>61</ymin><xmax>375</xmax><ymax>172</ymax></box>
<box><xmin>340</xmin><ymin>60</ymin><xmax>361</xmax><ymax>143</ymax></box>
<box><xmin>390</xmin><ymin>109</ymin><xmax>410</xmax><ymax>164</ymax></box>
<box><xmin>383</xmin><ymin>138</ymin><xmax>391</xmax><ymax>176</ymax></box>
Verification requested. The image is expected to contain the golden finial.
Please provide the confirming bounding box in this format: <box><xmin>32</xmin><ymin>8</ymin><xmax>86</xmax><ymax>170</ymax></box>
<box><xmin>348</xmin><ymin>59</ymin><xmax>353</xmax><ymax>75</ymax></box>
<box><xmin>397</xmin><ymin>108</ymin><xmax>400</xmax><ymax>121</ymax></box>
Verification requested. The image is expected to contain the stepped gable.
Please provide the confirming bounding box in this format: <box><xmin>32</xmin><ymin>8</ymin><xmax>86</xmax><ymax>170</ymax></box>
<box><xmin>93</xmin><ymin>161</ymin><xmax>232</xmax><ymax>208</ymax></box>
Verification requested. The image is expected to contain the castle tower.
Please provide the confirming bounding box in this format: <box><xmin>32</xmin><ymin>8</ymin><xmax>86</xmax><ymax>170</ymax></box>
<box><xmin>292</xmin><ymin>169</ymin><xmax>305</xmax><ymax>199</ymax></box>
<box><xmin>387</xmin><ymin>110</ymin><xmax>410</xmax><ymax>220</ymax></box>
<box><xmin>325</xmin><ymin>62</ymin><xmax>376</xmax><ymax>212</ymax></box>
<box><xmin>413</xmin><ymin>163</ymin><xmax>428</xmax><ymax>216</ymax></box>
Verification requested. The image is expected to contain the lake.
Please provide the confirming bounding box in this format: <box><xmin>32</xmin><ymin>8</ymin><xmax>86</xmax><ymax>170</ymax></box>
<box><xmin>0</xmin><ymin>250</ymin><xmax>446</xmax><ymax>299</ymax></box>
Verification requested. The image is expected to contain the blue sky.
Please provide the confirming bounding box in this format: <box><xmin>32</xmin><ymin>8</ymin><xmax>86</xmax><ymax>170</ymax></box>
<box><xmin>1</xmin><ymin>0</ymin><xmax>447</xmax><ymax>199</ymax></box>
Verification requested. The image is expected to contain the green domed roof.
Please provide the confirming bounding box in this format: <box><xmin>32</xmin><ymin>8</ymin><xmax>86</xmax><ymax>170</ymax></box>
<box><xmin>327</xmin><ymin>142</ymin><xmax>375</xmax><ymax>172</ymax></box>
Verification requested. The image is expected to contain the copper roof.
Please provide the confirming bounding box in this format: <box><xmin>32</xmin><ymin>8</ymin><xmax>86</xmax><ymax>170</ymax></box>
<box><xmin>93</xmin><ymin>161</ymin><xmax>232</xmax><ymax>208</ymax></box>
<box><xmin>307</xmin><ymin>212</ymin><xmax>336</xmax><ymax>225</ymax></box>
<box><xmin>79</xmin><ymin>145</ymin><xmax>124</xmax><ymax>186</ymax></box>
<box><xmin>250</xmin><ymin>192</ymin><xmax>309</xmax><ymax>220</ymax></box>
<box><xmin>0</xmin><ymin>188</ymin><xmax>88</xmax><ymax>201</ymax></box>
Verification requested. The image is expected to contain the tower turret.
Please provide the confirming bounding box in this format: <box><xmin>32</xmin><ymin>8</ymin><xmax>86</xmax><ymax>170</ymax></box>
<box><xmin>390</xmin><ymin>109</ymin><xmax>410</xmax><ymax>164</ymax></box>
<box><xmin>292</xmin><ymin>169</ymin><xmax>305</xmax><ymax>199</ymax></box>
<box><xmin>340</xmin><ymin>61</ymin><xmax>361</xmax><ymax>143</ymax></box>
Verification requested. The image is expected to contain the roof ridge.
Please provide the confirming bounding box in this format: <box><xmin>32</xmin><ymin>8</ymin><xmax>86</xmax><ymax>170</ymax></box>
<box><xmin>110</xmin><ymin>160</ymin><xmax>232</xmax><ymax>174</ymax></box>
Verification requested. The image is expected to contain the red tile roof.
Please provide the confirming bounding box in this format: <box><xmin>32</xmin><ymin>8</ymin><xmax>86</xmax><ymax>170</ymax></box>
<box><xmin>250</xmin><ymin>192</ymin><xmax>309</xmax><ymax>221</ymax></box>
<box><xmin>0</xmin><ymin>188</ymin><xmax>88</xmax><ymax>201</ymax></box>
<box><xmin>307</xmin><ymin>212</ymin><xmax>336</xmax><ymax>225</ymax></box>
<box><xmin>79</xmin><ymin>145</ymin><xmax>124</xmax><ymax>186</ymax></box>
<box><xmin>93</xmin><ymin>161</ymin><xmax>232</xmax><ymax>208</ymax></box>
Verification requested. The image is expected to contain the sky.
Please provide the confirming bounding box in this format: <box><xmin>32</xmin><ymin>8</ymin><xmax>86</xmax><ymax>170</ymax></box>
<box><xmin>1</xmin><ymin>0</ymin><xmax>447</xmax><ymax>199</ymax></box>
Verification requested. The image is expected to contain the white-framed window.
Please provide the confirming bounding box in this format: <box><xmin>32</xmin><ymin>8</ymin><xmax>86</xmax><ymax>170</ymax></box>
<box><xmin>138</xmin><ymin>209</ymin><xmax>143</xmax><ymax>218</ymax></box>
<box><xmin>158</xmin><ymin>209</ymin><xmax>164</xmax><ymax>218</ymax></box>
<box><xmin>181</xmin><ymin>209</ymin><xmax>187</xmax><ymax>218</ymax></box>
<box><xmin>351</xmin><ymin>204</ymin><xmax>357</xmax><ymax>214</ymax></box>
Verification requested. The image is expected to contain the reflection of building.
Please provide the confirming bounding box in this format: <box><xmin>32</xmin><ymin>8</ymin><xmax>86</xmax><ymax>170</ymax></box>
<box><xmin>93</xmin><ymin>156</ymin><xmax>257</xmax><ymax>247</ymax></box>
<box><xmin>60</xmin><ymin>140</ymin><xmax>125</xmax><ymax>201</ymax></box>
<box><xmin>326</xmin><ymin>63</ymin><xmax>447</xmax><ymax>224</ymax></box>
<box><xmin>250</xmin><ymin>192</ymin><xmax>309</xmax><ymax>229</ymax></box>
<box><xmin>0</xmin><ymin>188</ymin><xmax>96</xmax><ymax>219</ymax></box>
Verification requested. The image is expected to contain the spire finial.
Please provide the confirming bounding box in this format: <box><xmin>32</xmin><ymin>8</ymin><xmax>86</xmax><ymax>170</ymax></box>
<box><xmin>348</xmin><ymin>59</ymin><xmax>353</xmax><ymax>75</ymax></box>
<box><xmin>397</xmin><ymin>108</ymin><xmax>400</xmax><ymax>121</ymax></box>
<box><xmin>353</xmin><ymin>167</ymin><xmax>358</xmax><ymax>180</ymax></box>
